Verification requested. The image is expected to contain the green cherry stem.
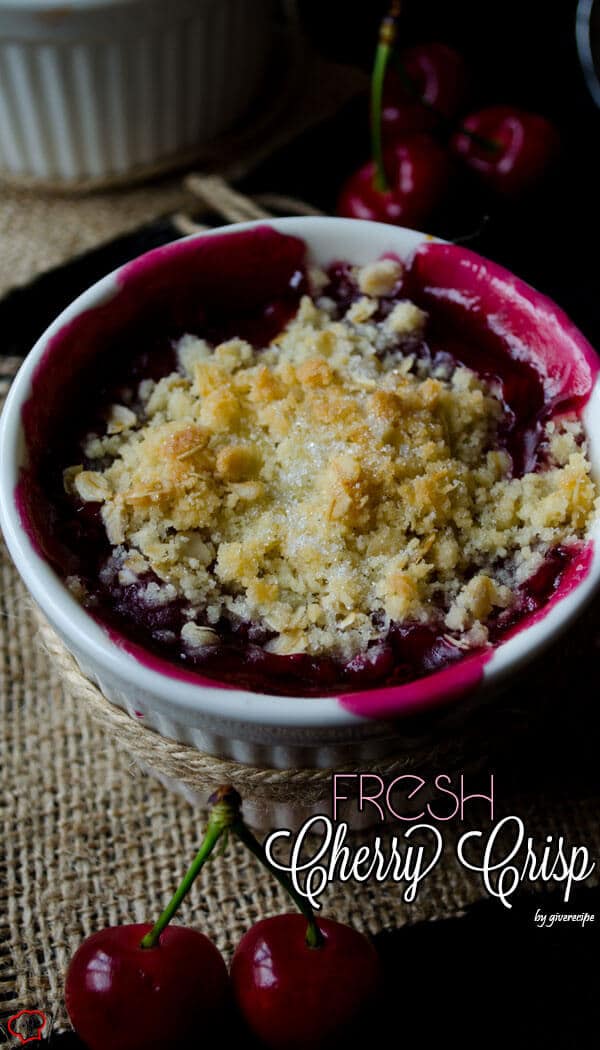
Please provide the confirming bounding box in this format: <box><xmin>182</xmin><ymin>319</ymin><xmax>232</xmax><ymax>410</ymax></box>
<box><xmin>390</xmin><ymin>51</ymin><xmax>501</xmax><ymax>155</ymax></box>
<box><xmin>140</xmin><ymin>786</ymin><xmax>239</xmax><ymax>949</ymax></box>
<box><xmin>140</xmin><ymin>785</ymin><xmax>324</xmax><ymax>952</ymax></box>
<box><xmin>457</xmin><ymin>126</ymin><xmax>503</xmax><ymax>154</ymax></box>
<box><xmin>371</xmin><ymin>1</ymin><xmax>402</xmax><ymax>192</ymax></box>
<box><xmin>231</xmin><ymin>817</ymin><xmax>324</xmax><ymax>949</ymax></box>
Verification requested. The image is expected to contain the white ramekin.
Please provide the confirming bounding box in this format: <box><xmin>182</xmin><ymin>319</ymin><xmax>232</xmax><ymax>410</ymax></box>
<box><xmin>1</xmin><ymin>217</ymin><xmax>599</xmax><ymax>777</ymax></box>
<box><xmin>0</xmin><ymin>0</ymin><xmax>274</xmax><ymax>185</ymax></box>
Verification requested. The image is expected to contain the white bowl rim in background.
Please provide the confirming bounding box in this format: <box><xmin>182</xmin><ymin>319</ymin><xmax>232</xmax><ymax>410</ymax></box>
<box><xmin>1</xmin><ymin>215</ymin><xmax>599</xmax><ymax>744</ymax></box>
<box><xmin>0</xmin><ymin>0</ymin><xmax>275</xmax><ymax>184</ymax></box>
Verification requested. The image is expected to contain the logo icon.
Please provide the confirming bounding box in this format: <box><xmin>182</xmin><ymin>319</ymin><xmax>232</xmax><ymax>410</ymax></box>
<box><xmin>7</xmin><ymin>1010</ymin><xmax>48</xmax><ymax>1045</ymax></box>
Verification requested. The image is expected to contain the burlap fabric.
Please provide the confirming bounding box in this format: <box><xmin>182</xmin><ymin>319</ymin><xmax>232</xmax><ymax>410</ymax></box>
<box><xmin>2</xmin><ymin>344</ymin><xmax>600</xmax><ymax>1035</ymax></box>
<box><xmin>1</xmin><ymin>165</ymin><xmax>600</xmax><ymax>1033</ymax></box>
<box><xmin>0</xmin><ymin>487</ymin><xmax>480</xmax><ymax>1031</ymax></box>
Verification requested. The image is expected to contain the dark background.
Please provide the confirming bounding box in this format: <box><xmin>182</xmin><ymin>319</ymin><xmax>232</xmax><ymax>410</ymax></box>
<box><xmin>5</xmin><ymin>0</ymin><xmax>599</xmax><ymax>355</ymax></box>
<box><xmin>275</xmin><ymin>0</ymin><xmax>600</xmax><ymax>346</ymax></box>
<box><xmin>2</xmin><ymin>1</ymin><xmax>599</xmax><ymax>1045</ymax></box>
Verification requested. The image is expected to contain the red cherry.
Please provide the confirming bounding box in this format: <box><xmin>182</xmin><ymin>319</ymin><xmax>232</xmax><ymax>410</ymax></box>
<box><xmin>402</xmin><ymin>42</ymin><xmax>468</xmax><ymax>117</ymax></box>
<box><xmin>451</xmin><ymin>105</ymin><xmax>560</xmax><ymax>196</ymax></box>
<box><xmin>382</xmin><ymin>42</ymin><xmax>468</xmax><ymax>140</ymax></box>
<box><xmin>65</xmin><ymin>923</ymin><xmax>229</xmax><ymax>1050</ymax></box>
<box><xmin>230</xmin><ymin>914</ymin><xmax>383</xmax><ymax>1050</ymax></box>
<box><xmin>381</xmin><ymin>71</ymin><xmax>437</xmax><ymax>137</ymax></box>
<box><xmin>337</xmin><ymin>134</ymin><xmax>450</xmax><ymax>228</ymax></box>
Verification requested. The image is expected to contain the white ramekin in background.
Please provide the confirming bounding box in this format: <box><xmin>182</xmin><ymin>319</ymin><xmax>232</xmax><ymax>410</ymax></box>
<box><xmin>1</xmin><ymin>217</ymin><xmax>599</xmax><ymax>798</ymax></box>
<box><xmin>0</xmin><ymin>0</ymin><xmax>275</xmax><ymax>185</ymax></box>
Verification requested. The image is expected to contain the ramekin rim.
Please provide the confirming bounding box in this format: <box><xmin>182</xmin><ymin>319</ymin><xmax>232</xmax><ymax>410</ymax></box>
<box><xmin>1</xmin><ymin>214</ymin><xmax>599</xmax><ymax>730</ymax></box>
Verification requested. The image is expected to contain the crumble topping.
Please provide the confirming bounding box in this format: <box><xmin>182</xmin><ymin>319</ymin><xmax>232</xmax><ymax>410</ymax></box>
<box><xmin>65</xmin><ymin>260</ymin><xmax>598</xmax><ymax>660</ymax></box>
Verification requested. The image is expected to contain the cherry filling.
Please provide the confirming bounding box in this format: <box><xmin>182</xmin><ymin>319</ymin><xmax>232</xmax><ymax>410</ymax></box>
<box><xmin>17</xmin><ymin>230</ymin><xmax>597</xmax><ymax>700</ymax></box>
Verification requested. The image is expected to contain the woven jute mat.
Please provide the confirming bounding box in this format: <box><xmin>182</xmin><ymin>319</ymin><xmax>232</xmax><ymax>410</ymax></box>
<box><xmin>2</xmin><ymin>145</ymin><xmax>600</xmax><ymax>1034</ymax></box>
<box><xmin>0</xmin><ymin>530</ymin><xmax>484</xmax><ymax>1032</ymax></box>
<box><xmin>1</xmin><ymin>346</ymin><xmax>600</xmax><ymax>1032</ymax></box>
<box><xmin>0</xmin><ymin>346</ymin><xmax>477</xmax><ymax>1029</ymax></box>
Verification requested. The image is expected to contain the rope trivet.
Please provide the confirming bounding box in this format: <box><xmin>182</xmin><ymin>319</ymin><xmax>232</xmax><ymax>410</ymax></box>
<box><xmin>171</xmin><ymin>174</ymin><xmax>324</xmax><ymax>236</ymax></box>
<box><xmin>35</xmin><ymin>611</ymin><xmax>499</xmax><ymax>811</ymax></box>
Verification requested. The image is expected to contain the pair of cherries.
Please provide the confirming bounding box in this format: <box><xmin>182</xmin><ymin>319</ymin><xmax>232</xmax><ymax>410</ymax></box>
<box><xmin>338</xmin><ymin>35</ymin><xmax>559</xmax><ymax>228</ymax></box>
<box><xmin>65</xmin><ymin>788</ymin><xmax>382</xmax><ymax>1050</ymax></box>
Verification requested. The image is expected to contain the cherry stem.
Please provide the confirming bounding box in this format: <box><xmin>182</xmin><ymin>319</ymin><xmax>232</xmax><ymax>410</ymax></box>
<box><xmin>140</xmin><ymin>786</ymin><xmax>240</xmax><ymax>950</ymax></box>
<box><xmin>458</xmin><ymin>127</ymin><xmax>503</xmax><ymax>154</ymax></box>
<box><xmin>231</xmin><ymin>818</ymin><xmax>325</xmax><ymax>949</ymax></box>
<box><xmin>371</xmin><ymin>2</ymin><xmax>402</xmax><ymax>193</ymax></box>
<box><xmin>390</xmin><ymin>52</ymin><xmax>501</xmax><ymax>155</ymax></box>
<box><xmin>140</xmin><ymin>785</ymin><xmax>324</xmax><ymax>952</ymax></box>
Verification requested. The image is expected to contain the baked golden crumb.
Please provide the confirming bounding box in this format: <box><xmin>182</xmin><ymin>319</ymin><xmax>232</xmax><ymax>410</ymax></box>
<box><xmin>66</xmin><ymin>261</ymin><xmax>599</xmax><ymax>659</ymax></box>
